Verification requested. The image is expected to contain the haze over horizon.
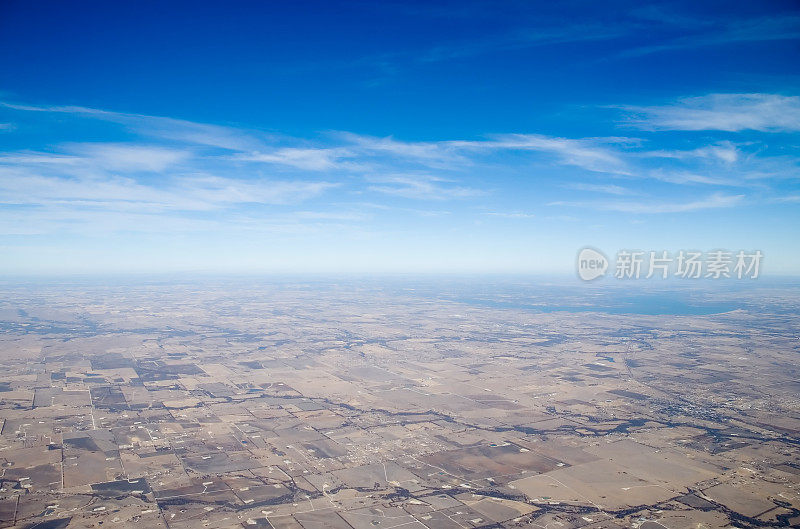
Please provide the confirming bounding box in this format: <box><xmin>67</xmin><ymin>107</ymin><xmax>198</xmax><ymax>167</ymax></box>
<box><xmin>1</xmin><ymin>0</ymin><xmax>799</xmax><ymax>275</ymax></box>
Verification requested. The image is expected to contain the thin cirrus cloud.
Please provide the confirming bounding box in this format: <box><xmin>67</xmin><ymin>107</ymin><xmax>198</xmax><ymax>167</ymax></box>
<box><xmin>420</xmin><ymin>23</ymin><xmax>627</xmax><ymax>63</ymax></box>
<box><xmin>236</xmin><ymin>147</ymin><xmax>357</xmax><ymax>171</ymax></box>
<box><xmin>339</xmin><ymin>133</ymin><xmax>632</xmax><ymax>174</ymax></box>
<box><xmin>0</xmin><ymin>166</ymin><xmax>337</xmax><ymax>213</ymax></box>
<box><xmin>621</xmin><ymin>94</ymin><xmax>800</xmax><ymax>132</ymax></box>
<box><xmin>334</xmin><ymin>132</ymin><xmax>470</xmax><ymax>167</ymax></box>
<box><xmin>64</xmin><ymin>143</ymin><xmax>191</xmax><ymax>172</ymax></box>
<box><xmin>486</xmin><ymin>211</ymin><xmax>536</xmax><ymax>219</ymax></box>
<box><xmin>640</xmin><ymin>141</ymin><xmax>740</xmax><ymax>163</ymax></box>
<box><xmin>366</xmin><ymin>174</ymin><xmax>484</xmax><ymax>200</ymax></box>
<box><xmin>0</xmin><ymin>137</ymin><xmax>337</xmax><ymax>213</ymax></box>
<box><xmin>477</xmin><ymin>134</ymin><xmax>632</xmax><ymax>174</ymax></box>
<box><xmin>644</xmin><ymin>170</ymin><xmax>738</xmax><ymax>186</ymax></box>
<box><xmin>549</xmin><ymin>193</ymin><xmax>745</xmax><ymax>214</ymax></box>
<box><xmin>619</xmin><ymin>15</ymin><xmax>800</xmax><ymax>58</ymax></box>
<box><xmin>10</xmin><ymin>97</ymin><xmax>786</xmax><ymax>178</ymax></box>
<box><xmin>0</xmin><ymin>102</ymin><xmax>267</xmax><ymax>152</ymax></box>
<box><xmin>0</xmin><ymin>94</ymin><xmax>797</xmax><ymax>241</ymax></box>
<box><xmin>338</xmin><ymin>130</ymin><xmax>644</xmax><ymax>174</ymax></box>
<box><xmin>564</xmin><ymin>183</ymin><xmax>636</xmax><ymax>195</ymax></box>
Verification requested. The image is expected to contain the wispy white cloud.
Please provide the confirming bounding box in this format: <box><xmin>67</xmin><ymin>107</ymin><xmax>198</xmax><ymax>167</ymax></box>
<box><xmin>642</xmin><ymin>141</ymin><xmax>740</xmax><ymax>163</ymax></box>
<box><xmin>1</xmin><ymin>102</ymin><xmax>267</xmax><ymax>151</ymax></box>
<box><xmin>65</xmin><ymin>143</ymin><xmax>191</xmax><ymax>172</ymax></box>
<box><xmin>290</xmin><ymin>210</ymin><xmax>370</xmax><ymax>221</ymax></box>
<box><xmin>0</xmin><ymin>204</ymin><xmax>368</xmax><ymax>237</ymax></box>
<box><xmin>348</xmin><ymin>201</ymin><xmax>452</xmax><ymax>217</ymax></box>
<box><xmin>621</xmin><ymin>16</ymin><xmax>800</xmax><ymax>58</ymax></box>
<box><xmin>485</xmin><ymin>211</ymin><xmax>535</xmax><ymax>218</ymax></box>
<box><xmin>0</xmin><ymin>102</ymin><xmax>499</xmax><ymax>240</ymax></box>
<box><xmin>774</xmin><ymin>195</ymin><xmax>800</xmax><ymax>203</ymax></box>
<box><xmin>335</xmin><ymin>132</ymin><xmax>468</xmax><ymax>167</ymax></box>
<box><xmin>367</xmin><ymin>174</ymin><xmax>483</xmax><ymax>200</ymax></box>
<box><xmin>607</xmin><ymin>193</ymin><xmax>744</xmax><ymax>214</ymax></box>
<box><xmin>0</xmin><ymin>165</ymin><xmax>335</xmax><ymax>212</ymax></box>
<box><xmin>550</xmin><ymin>193</ymin><xmax>744</xmax><ymax>214</ymax></box>
<box><xmin>0</xmin><ymin>97</ymin><xmax>794</xmax><ymax>244</ymax></box>
<box><xmin>644</xmin><ymin>170</ymin><xmax>738</xmax><ymax>186</ymax></box>
<box><xmin>337</xmin><ymin>132</ymin><xmax>631</xmax><ymax>174</ymax></box>
<box><xmin>622</xmin><ymin>94</ymin><xmax>800</xmax><ymax>132</ymax></box>
<box><xmin>15</xmin><ymin>99</ymin><xmax>791</xmax><ymax>187</ymax></box>
<box><xmin>237</xmin><ymin>147</ymin><xmax>356</xmax><ymax>171</ymax></box>
<box><xmin>421</xmin><ymin>24</ymin><xmax>626</xmax><ymax>62</ymax></box>
<box><xmin>473</xmin><ymin>134</ymin><xmax>632</xmax><ymax>174</ymax></box>
<box><xmin>170</xmin><ymin>175</ymin><xmax>337</xmax><ymax>208</ymax></box>
<box><xmin>564</xmin><ymin>183</ymin><xmax>636</xmax><ymax>195</ymax></box>
<box><xmin>0</xmin><ymin>206</ymin><xmax>222</xmax><ymax>236</ymax></box>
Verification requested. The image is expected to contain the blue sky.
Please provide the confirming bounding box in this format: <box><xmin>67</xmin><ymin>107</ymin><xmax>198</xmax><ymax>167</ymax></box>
<box><xmin>1</xmin><ymin>0</ymin><xmax>799</xmax><ymax>275</ymax></box>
